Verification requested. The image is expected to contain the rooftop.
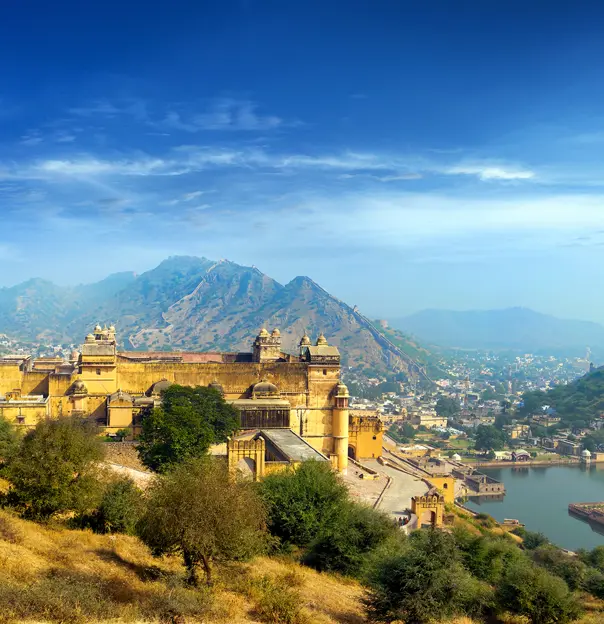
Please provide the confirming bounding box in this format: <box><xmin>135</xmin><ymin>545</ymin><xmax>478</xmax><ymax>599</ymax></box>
<box><xmin>260</xmin><ymin>429</ymin><xmax>329</xmax><ymax>463</ymax></box>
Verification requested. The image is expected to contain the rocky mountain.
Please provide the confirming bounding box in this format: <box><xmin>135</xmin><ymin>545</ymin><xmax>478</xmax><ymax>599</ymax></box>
<box><xmin>0</xmin><ymin>256</ymin><xmax>429</xmax><ymax>377</ymax></box>
<box><xmin>391</xmin><ymin>307</ymin><xmax>604</xmax><ymax>354</ymax></box>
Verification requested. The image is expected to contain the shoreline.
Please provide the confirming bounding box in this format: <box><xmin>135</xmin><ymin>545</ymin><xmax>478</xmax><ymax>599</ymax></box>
<box><xmin>466</xmin><ymin>458</ymin><xmax>582</xmax><ymax>468</ymax></box>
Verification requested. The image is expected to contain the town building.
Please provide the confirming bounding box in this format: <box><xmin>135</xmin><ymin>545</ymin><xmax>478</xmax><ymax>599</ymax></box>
<box><xmin>556</xmin><ymin>439</ymin><xmax>582</xmax><ymax>457</ymax></box>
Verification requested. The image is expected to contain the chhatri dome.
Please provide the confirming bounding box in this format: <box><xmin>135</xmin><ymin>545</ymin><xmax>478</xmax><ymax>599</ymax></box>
<box><xmin>299</xmin><ymin>333</ymin><xmax>311</xmax><ymax>346</ymax></box>
<box><xmin>258</xmin><ymin>328</ymin><xmax>270</xmax><ymax>338</ymax></box>
<box><xmin>316</xmin><ymin>333</ymin><xmax>328</xmax><ymax>346</ymax></box>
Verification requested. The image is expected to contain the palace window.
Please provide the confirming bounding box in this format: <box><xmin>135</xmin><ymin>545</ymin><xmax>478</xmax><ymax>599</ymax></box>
<box><xmin>96</xmin><ymin>368</ymin><xmax>101</xmax><ymax>375</ymax></box>
<box><xmin>239</xmin><ymin>408</ymin><xmax>290</xmax><ymax>429</ymax></box>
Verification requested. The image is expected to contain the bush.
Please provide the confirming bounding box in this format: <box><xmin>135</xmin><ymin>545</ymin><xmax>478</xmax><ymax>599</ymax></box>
<box><xmin>532</xmin><ymin>545</ymin><xmax>587</xmax><ymax>591</ymax></box>
<box><xmin>498</xmin><ymin>560</ymin><xmax>583</xmax><ymax>624</ymax></box>
<box><xmin>523</xmin><ymin>530</ymin><xmax>551</xmax><ymax>550</ymax></box>
<box><xmin>247</xmin><ymin>574</ymin><xmax>307</xmax><ymax>624</ymax></box>
<box><xmin>365</xmin><ymin>529</ymin><xmax>493</xmax><ymax>623</ymax></box>
<box><xmin>260</xmin><ymin>461</ymin><xmax>349</xmax><ymax>548</ymax></box>
<box><xmin>453</xmin><ymin>527</ymin><xmax>524</xmax><ymax>584</ymax></box>
<box><xmin>80</xmin><ymin>477</ymin><xmax>145</xmax><ymax>535</ymax></box>
<box><xmin>2</xmin><ymin>417</ymin><xmax>105</xmax><ymax>520</ymax></box>
<box><xmin>303</xmin><ymin>503</ymin><xmax>399</xmax><ymax>577</ymax></box>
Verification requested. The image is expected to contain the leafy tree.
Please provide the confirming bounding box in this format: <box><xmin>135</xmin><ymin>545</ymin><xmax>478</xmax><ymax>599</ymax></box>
<box><xmin>138</xmin><ymin>385</ymin><xmax>239</xmax><ymax>472</ymax></box>
<box><xmin>435</xmin><ymin>397</ymin><xmax>460</xmax><ymax>418</ymax></box>
<box><xmin>365</xmin><ymin>529</ymin><xmax>494</xmax><ymax>624</ymax></box>
<box><xmin>523</xmin><ymin>531</ymin><xmax>551</xmax><ymax>550</ymax></box>
<box><xmin>260</xmin><ymin>460</ymin><xmax>349</xmax><ymax>548</ymax></box>
<box><xmin>388</xmin><ymin>422</ymin><xmax>416</xmax><ymax>444</ymax></box>
<box><xmin>519</xmin><ymin>391</ymin><xmax>545</xmax><ymax>416</ymax></box>
<box><xmin>114</xmin><ymin>428</ymin><xmax>132</xmax><ymax>441</ymax></box>
<box><xmin>481</xmin><ymin>387</ymin><xmax>497</xmax><ymax>401</ymax></box>
<box><xmin>531</xmin><ymin>424</ymin><xmax>547</xmax><ymax>438</ymax></box>
<box><xmin>0</xmin><ymin>416</ymin><xmax>20</xmax><ymax>467</ymax></box>
<box><xmin>582</xmin><ymin>430</ymin><xmax>604</xmax><ymax>452</ymax></box>
<box><xmin>453</xmin><ymin>528</ymin><xmax>524</xmax><ymax>585</ymax></box>
<box><xmin>3</xmin><ymin>417</ymin><xmax>105</xmax><ymax>519</ymax></box>
<box><xmin>494</xmin><ymin>413</ymin><xmax>513</xmax><ymax>430</ymax></box>
<box><xmin>474</xmin><ymin>424</ymin><xmax>506</xmax><ymax>451</ymax></box>
<box><xmin>303</xmin><ymin>503</ymin><xmax>400</xmax><ymax>577</ymax></box>
<box><xmin>137</xmin><ymin>458</ymin><xmax>268</xmax><ymax>585</ymax></box>
<box><xmin>532</xmin><ymin>545</ymin><xmax>587</xmax><ymax>591</ymax></box>
<box><xmin>498</xmin><ymin>560</ymin><xmax>582</xmax><ymax>624</ymax></box>
<box><xmin>83</xmin><ymin>477</ymin><xmax>145</xmax><ymax>535</ymax></box>
<box><xmin>578</xmin><ymin>545</ymin><xmax>604</xmax><ymax>573</ymax></box>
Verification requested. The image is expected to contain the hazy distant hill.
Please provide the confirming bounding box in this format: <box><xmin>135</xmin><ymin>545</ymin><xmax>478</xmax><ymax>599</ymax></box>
<box><xmin>391</xmin><ymin>307</ymin><xmax>604</xmax><ymax>353</ymax></box>
<box><xmin>0</xmin><ymin>256</ymin><xmax>429</xmax><ymax>377</ymax></box>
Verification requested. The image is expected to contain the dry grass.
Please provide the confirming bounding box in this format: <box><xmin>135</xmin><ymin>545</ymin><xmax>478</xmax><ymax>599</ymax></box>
<box><xmin>0</xmin><ymin>509</ymin><xmax>367</xmax><ymax>624</ymax></box>
<box><xmin>0</xmin><ymin>509</ymin><xmax>599</xmax><ymax>624</ymax></box>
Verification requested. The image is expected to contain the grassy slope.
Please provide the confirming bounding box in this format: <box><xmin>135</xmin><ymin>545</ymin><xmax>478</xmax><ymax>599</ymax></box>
<box><xmin>2</xmin><ymin>507</ymin><xmax>600</xmax><ymax>624</ymax></box>
<box><xmin>0</xmin><ymin>508</ymin><xmax>367</xmax><ymax>624</ymax></box>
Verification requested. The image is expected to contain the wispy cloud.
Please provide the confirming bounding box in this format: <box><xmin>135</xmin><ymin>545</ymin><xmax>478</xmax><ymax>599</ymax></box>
<box><xmin>20</xmin><ymin>131</ymin><xmax>44</xmax><ymax>146</ymax></box>
<box><xmin>162</xmin><ymin>98</ymin><xmax>286</xmax><ymax>132</ymax></box>
<box><xmin>182</xmin><ymin>191</ymin><xmax>206</xmax><ymax>201</ymax></box>
<box><xmin>444</xmin><ymin>164</ymin><xmax>535</xmax><ymax>181</ymax></box>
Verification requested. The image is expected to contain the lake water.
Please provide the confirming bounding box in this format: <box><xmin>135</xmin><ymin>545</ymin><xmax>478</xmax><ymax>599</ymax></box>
<box><xmin>465</xmin><ymin>464</ymin><xmax>604</xmax><ymax>551</ymax></box>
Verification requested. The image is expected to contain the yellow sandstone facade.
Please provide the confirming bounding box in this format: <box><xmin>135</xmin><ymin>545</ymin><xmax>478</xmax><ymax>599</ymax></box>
<box><xmin>0</xmin><ymin>325</ymin><xmax>383</xmax><ymax>472</ymax></box>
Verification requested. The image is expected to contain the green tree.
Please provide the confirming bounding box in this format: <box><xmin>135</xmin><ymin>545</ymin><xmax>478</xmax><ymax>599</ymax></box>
<box><xmin>0</xmin><ymin>416</ymin><xmax>20</xmax><ymax>467</ymax></box>
<box><xmin>303</xmin><ymin>503</ymin><xmax>400</xmax><ymax>577</ymax></box>
<box><xmin>498</xmin><ymin>561</ymin><xmax>582</xmax><ymax>624</ymax></box>
<box><xmin>260</xmin><ymin>460</ymin><xmax>349</xmax><ymax>548</ymax></box>
<box><xmin>523</xmin><ymin>531</ymin><xmax>550</xmax><ymax>550</ymax></box>
<box><xmin>83</xmin><ymin>477</ymin><xmax>145</xmax><ymax>535</ymax></box>
<box><xmin>3</xmin><ymin>417</ymin><xmax>105</xmax><ymax>519</ymax></box>
<box><xmin>532</xmin><ymin>545</ymin><xmax>587</xmax><ymax>591</ymax></box>
<box><xmin>435</xmin><ymin>397</ymin><xmax>460</xmax><ymax>418</ymax></box>
<box><xmin>365</xmin><ymin>529</ymin><xmax>494</xmax><ymax>624</ymax></box>
<box><xmin>519</xmin><ymin>391</ymin><xmax>545</xmax><ymax>416</ymax></box>
<box><xmin>578</xmin><ymin>545</ymin><xmax>604</xmax><ymax>573</ymax></box>
<box><xmin>137</xmin><ymin>458</ymin><xmax>268</xmax><ymax>585</ymax></box>
<box><xmin>137</xmin><ymin>385</ymin><xmax>239</xmax><ymax>472</ymax></box>
<box><xmin>531</xmin><ymin>424</ymin><xmax>547</xmax><ymax>438</ymax></box>
<box><xmin>474</xmin><ymin>424</ymin><xmax>506</xmax><ymax>451</ymax></box>
<box><xmin>453</xmin><ymin>528</ymin><xmax>524</xmax><ymax>585</ymax></box>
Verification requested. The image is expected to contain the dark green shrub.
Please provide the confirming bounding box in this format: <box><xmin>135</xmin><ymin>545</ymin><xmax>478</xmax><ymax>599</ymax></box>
<box><xmin>81</xmin><ymin>477</ymin><xmax>145</xmax><ymax>535</ymax></box>
<box><xmin>365</xmin><ymin>529</ymin><xmax>493</xmax><ymax>623</ymax></box>
<box><xmin>303</xmin><ymin>503</ymin><xmax>399</xmax><ymax>577</ymax></box>
<box><xmin>498</xmin><ymin>560</ymin><xmax>583</xmax><ymax>624</ymax></box>
<box><xmin>259</xmin><ymin>461</ymin><xmax>348</xmax><ymax>548</ymax></box>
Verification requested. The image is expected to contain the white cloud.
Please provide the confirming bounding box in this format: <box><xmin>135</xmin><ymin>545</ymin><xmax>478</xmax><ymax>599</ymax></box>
<box><xmin>182</xmin><ymin>191</ymin><xmax>205</xmax><ymax>201</ymax></box>
<box><xmin>445</xmin><ymin>164</ymin><xmax>535</xmax><ymax>180</ymax></box>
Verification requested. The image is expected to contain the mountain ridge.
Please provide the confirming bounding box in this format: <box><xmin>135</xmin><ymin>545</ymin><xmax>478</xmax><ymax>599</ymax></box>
<box><xmin>0</xmin><ymin>256</ymin><xmax>430</xmax><ymax>378</ymax></box>
<box><xmin>392</xmin><ymin>307</ymin><xmax>604</xmax><ymax>353</ymax></box>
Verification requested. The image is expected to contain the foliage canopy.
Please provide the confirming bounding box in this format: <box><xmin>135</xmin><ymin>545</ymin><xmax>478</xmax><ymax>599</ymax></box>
<box><xmin>137</xmin><ymin>385</ymin><xmax>239</xmax><ymax>471</ymax></box>
<box><xmin>3</xmin><ymin>416</ymin><xmax>105</xmax><ymax>519</ymax></box>
<box><xmin>137</xmin><ymin>457</ymin><xmax>268</xmax><ymax>585</ymax></box>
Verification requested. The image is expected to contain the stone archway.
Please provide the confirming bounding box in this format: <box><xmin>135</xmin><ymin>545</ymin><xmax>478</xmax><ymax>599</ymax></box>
<box><xmin>420</xmin><ymin>509</ymin><xmax>436</xmax><ymax>527</ymax></box>
<box><xmin>348</xmin><ymin>445</ymin><xmax>356</xmax><ymax>460</ymax></box>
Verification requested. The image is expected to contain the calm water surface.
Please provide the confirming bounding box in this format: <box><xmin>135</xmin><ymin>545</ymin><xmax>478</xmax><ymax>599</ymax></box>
<box><xmin>465</xmin><ymin>464</ymin><xmax>604</xmax><ymax>551</ymax></box>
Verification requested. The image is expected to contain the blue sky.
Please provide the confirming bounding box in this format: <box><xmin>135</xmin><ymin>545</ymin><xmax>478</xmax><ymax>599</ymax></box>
<box><xmin>2</xmin><ymin>0</ymin><xmax>604</xmax><ymax>321</ymax></box>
